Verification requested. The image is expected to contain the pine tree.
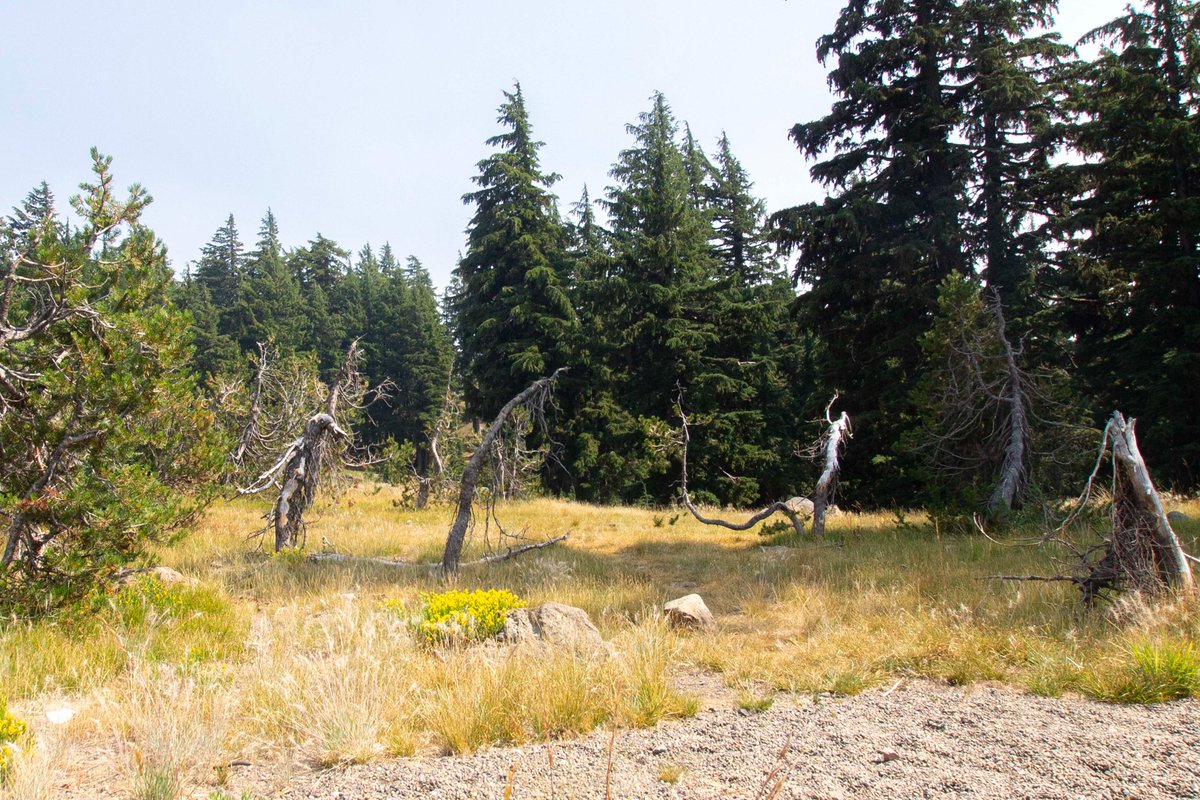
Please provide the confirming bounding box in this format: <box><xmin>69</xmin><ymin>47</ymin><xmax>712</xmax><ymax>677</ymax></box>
<box><xmin>1</xmin><ymin>153</ymin><xmax>226</xmax><ymax>611</ymax></box>
<box><xmin>453</xmin><ymin>82</ymin><xmax>576</xmax><ymax>417</ymax></box>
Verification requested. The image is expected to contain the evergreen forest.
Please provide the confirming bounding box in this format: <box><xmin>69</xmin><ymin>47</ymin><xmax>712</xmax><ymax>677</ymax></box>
<box><xmin>5</xmin><ymin>0</ymin><xmax>1200</xmax><ymax>606</ymax></box>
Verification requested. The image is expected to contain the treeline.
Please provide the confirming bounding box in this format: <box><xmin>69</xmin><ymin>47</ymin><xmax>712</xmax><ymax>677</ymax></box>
<box><xmin>173</xmin><ymin>213</ymin><xmax>453</xmax><ymax>454</ymax></box>
<box><xmin>177</xmin><ymin>0</ymin><xmax>1200</xmax><ymax>510</ymax></box>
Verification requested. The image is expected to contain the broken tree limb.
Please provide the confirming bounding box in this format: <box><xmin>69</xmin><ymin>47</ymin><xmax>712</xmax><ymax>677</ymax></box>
<box><xmin>441</xmin><ymin>368</ymin><xmax>566</xmax><ymax>575</ymax></box>
<box><xmin>314</xmin><ymin>532</ymin><xmax>570</xmax><ymax>570</ymax></box>
<box><xmin>677</xmin><ymin>407</ymin><xmax>806</xmax><ymax>537</ymax></box>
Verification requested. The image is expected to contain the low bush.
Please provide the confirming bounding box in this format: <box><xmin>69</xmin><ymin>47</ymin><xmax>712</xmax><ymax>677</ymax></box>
<box><xmin>407</xmin><ymin>589</ymin><xmax>526</xmax><ymax>645</ymax></box>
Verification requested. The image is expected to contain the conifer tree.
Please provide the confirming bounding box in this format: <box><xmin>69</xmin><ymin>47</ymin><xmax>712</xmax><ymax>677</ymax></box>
<box><xmin>453</xmin><ymin>82</ymin><xmax>576</xmax><ymax>418</ymax></box>
<box><xmin>1056</xmin><ymin>0</ymin><xmax>1200</xmax><ymax>486</ymax></box>
<box><xmin>244</xmin><ymin>209</ymin><xmax>305</xmax><ymax>355</ymax></box>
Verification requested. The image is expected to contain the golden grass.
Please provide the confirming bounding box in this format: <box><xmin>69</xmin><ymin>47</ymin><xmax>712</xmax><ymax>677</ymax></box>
<box><xmin>2</xmin><ymin>485</ymin><xmax>1198</xmax><ymax>794</ymax></box>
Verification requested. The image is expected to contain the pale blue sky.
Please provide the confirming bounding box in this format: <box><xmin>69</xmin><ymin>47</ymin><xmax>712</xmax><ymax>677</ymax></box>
<box><xmin>3</xmin><ymin>0</ymin><xmax>1129</xmax><ymax>290</ymax></box>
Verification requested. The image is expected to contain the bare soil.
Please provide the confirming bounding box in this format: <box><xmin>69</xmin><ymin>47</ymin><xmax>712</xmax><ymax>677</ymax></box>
<box><xmin>259</xmin><ymin>680</ymin><xmax>1200</xmax><ymax>800</ymax></box>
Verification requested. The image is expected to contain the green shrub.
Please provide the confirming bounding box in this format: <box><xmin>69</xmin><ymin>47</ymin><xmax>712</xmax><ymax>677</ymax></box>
<box><xmin>406</xmin><ymin>589</ymin><xmax>526</xmax><ymax>645</ymax></box>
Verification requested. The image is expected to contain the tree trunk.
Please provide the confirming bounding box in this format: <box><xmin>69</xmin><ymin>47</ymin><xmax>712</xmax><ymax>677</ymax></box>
<box><xmin>986</xmin><ymin>296</ymin><xmax>1029</xmax><ymax>517</ymax></box>
<box><xmin>1107</xmin><ymin>412</ymin><xmax>1194</xmax><ymax>591</ymax></box>
<box><xmin>811</xmin><ymin>410</ymin><xmax>851</xmax><ymax>539</ymax></box>
<box><xmin>440</xmin><ymin>369</ymin><xmax>564</xmax><ymax>575</ymax></box>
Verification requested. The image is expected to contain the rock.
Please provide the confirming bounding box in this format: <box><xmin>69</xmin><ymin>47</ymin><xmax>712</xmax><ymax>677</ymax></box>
<box><xmin>1167</xmin><ymin>510</ymin><xmax>1190</xmax><ymax>525</ymax></box>
<box><xmin>502</xmin><ymin>602</ymin><xmax>606</xmax><ymax>653</ymax></box>
<box><xmin>784</xmin><ymin>497</ymin><xmax>815</xmax><ymax>517</ymax></box>
<box><xmin>663</xmin><ymin>594</ymin><xmax>714</xmax><ymax>630</ymax></box>
<box><xmin>114</xmin><ymin>565</ymin><xmax>192</xmax><ymax>587</ymax></box>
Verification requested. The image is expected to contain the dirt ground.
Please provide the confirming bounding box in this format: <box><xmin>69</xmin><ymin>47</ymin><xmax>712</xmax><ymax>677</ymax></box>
<box><xmin>249</xmin><ymin>680</ymin><xmax>1200</xmax><ymax>800</ymax></box>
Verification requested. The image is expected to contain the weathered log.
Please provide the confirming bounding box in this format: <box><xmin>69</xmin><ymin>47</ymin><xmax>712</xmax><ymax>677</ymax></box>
<box><xmin>440</xmin><ymin>369</ymin><xmax>565</xmax><ymax>575</ymax></box>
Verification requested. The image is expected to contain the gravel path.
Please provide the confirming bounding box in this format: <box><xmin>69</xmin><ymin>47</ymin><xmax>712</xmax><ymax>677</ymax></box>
<box><xmin>278</xmin><ymin>681</ymin><xmax>1200</xmax><ymax>799</ymax></box>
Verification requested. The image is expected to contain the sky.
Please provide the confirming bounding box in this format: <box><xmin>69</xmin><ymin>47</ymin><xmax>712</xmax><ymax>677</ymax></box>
<box><xmin>3</xmin><ymin>0</ymin><xmax>1131</xmax><ymax>291</ymax></box>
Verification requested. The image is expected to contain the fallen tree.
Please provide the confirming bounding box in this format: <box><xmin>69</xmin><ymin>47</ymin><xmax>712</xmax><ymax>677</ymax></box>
<box><xmin>677</xmin><ymin>394</ymin><xmax>850</xmax><ymax>539</ymax></box>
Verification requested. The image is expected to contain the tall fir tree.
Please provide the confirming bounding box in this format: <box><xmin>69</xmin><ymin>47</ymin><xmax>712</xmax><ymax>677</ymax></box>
<box><xmin>452</xmin><ymin>82</ymin><xmax>576</xmax><ymax>418</ymax></box>
<box><xmin>774</xmin><ymin>0</ymin><xmax>970</xmax><ymax>504</ymax></box>
<box><xmin>244</xmin><ymin>209</ymin><xmax>305</xmax><ymax>354</ymax></box>
<box><xmin>1055</xmin><ymin>0</ymin><xmax>1200</xmax><ymax>486</ymax></box>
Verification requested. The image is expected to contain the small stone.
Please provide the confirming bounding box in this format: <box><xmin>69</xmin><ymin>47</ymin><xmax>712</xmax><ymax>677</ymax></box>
<box><xmin>114</xmin><ymin>565</ymin><xmax>192</xmax><ymax>587</ymax></box>
<box><xmin>663</xmin><ymin>594</ymin><xmax>714</xmax><ymax>629</ymax></box>
<box><xmin>1167</xmin><ymin>510</ymin><xmax>1190</xmax><ymax>525</ymax></box>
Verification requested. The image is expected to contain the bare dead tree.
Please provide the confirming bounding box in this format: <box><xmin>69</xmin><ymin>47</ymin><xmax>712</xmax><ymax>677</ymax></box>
<box><xmin>917</xmin><ymin>281</ymin><xmax>1086</xmax><ymax>518</ymax></box>
<box><xmin>441</xmin><ymin>369</ymin><xmax>565</xmax><ymax>575</ymax></box>
<box><xmin>239</xmin><ymin>341</ymin><xmax>367</xmax><ymax>551</ymax></box>
<box><xmin>415</xmin><ymin>368</ymin><xmax>459</xmax><ymax>509</ymax></box>
<box><xmin>808</xmin><ymin>396</ymin><xmax>852</xmax><ymax>538</ymax></box>
<box><xmin>986</xmin><ymin>296</ymin><xmax>1030</xmax><ymax>516</ymax></box>
<box><xmin>996</xmin><ymin>411</ymin><xmax>1195</xmax><ymax>604</ymax></box>
<box><xmin>676</xmin><ymin>394</ymin><xmax>850</xmax><ymax>539</ymax></box>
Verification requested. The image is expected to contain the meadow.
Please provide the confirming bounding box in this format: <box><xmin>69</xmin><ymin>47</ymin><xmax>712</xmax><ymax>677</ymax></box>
<box><xmin>1</xmin><ymin>486</ymin><xmax>1198</xmax><ymax>799</ymax></box>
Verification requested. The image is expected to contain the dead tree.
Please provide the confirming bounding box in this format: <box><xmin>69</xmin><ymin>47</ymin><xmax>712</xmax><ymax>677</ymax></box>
<box><xmin>240</xmin><ymin>342</ymin><xmax>364</xmax><ymax>551</ymax></box>
<box><xmin>1073</xmin><ymin>412</ymin><xmax>1194</xmax><ymax>600</ymax></box>
<box><xmin>986</xmin><ymin>296</ymin><xmax>1030</xmax><ymax>517</ymax></box>
<box><xmin>676</xmin><ymin>395</ymin><xmax>850</xmax><ymax>539</ymax></box>
<box><xmin>998</xmin><ymin>412</ymin><xmax>1196</xmax><ymax>604</ymax></box>
<box><xmin>441</xmin><ymin>369</ymin><xmax>564</xmax><ymax>575</ymax></box>
<box><xmin>808</xmin><ymin>398</ymin><xmax>852</xmax><ymax>538</ymax></box>
<box><xmin>677</xmin><ymin>408</ymin><xmax>807</xmax><ymax>537</ymax></box>
<box><xmin>415</xmin><ymin>369</ymin><xmax>458</xmax><ymax>509</ymax></box>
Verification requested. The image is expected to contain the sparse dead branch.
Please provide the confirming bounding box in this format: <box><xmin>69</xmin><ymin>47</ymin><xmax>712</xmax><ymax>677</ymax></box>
<box><xmin>309</xmin><ymin>531</ymin><xmax>570</xmax><ymax>570</ymax></box>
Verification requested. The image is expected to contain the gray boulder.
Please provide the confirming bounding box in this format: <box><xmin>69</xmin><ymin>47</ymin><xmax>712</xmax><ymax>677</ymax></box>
<box><xmin>502</xmin><ymin>602</ymin><xmax>606</xmax><ymax>653</ymax></box>
<box><xmin>114</xmin><ymin>565</ymin><xmax>192</xmax><ymax>587</ymax></box>
<box><xmin>1167</xmin><ymin>510</ymin><xmax>1190</xmax><ymax>525</ymax></box>
<box><xmin>664</xmin><ymin>593</ymin><xmax>714</xmax><ymax>630</ymax></box>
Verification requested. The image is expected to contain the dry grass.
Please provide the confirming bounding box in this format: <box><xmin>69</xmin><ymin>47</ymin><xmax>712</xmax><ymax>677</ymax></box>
<box><xmin>2</xmin><ymin>485</ymin><xmax>1198</xmax><ymax>794</ymax></box>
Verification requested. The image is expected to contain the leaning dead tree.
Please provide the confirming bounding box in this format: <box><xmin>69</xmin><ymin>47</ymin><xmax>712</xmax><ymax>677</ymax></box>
<box><xmin>677</xmin><ymin>394</ymin><xmax>850</xmax><ymax>539</ymax></box>
<box><xmin>1069</xmin><ymin>412</ymin><xmax>1194</xmax><ymax>601</ymax></box>
<box><xmin>441</xmin><ymin>369</ymin><xmax>566</xmax><ymax>575</ymax></box>
<box><xmin>240</xmin><ymin>341</ymin><xmax>367</xmax><ymax>551</ymax></box>
<box><xmin>998</xmin><ymin>411</ymin><xmax>1195</xmax><ymax>604</ymax></box>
